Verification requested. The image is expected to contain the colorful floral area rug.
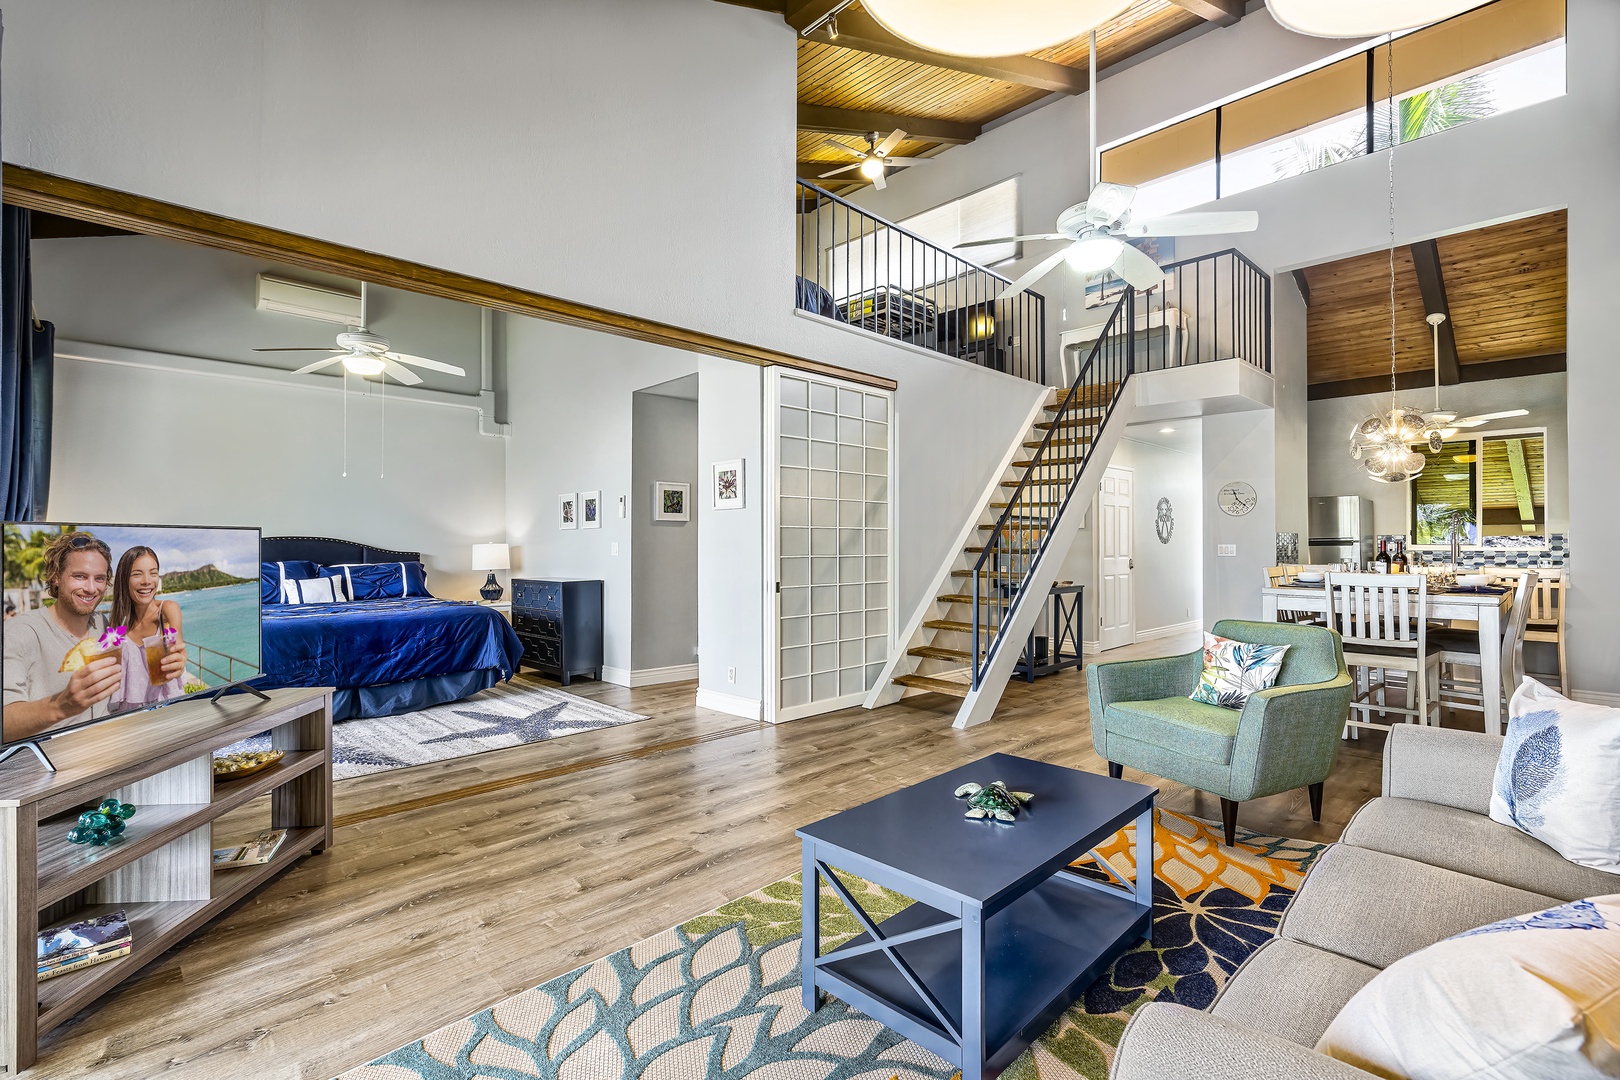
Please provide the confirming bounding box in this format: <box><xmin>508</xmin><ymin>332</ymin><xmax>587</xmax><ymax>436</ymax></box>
<box><xmin>337</xmin><ymin>810</ymin><xmax>1325</xmax><ymax>1080</ymax></box>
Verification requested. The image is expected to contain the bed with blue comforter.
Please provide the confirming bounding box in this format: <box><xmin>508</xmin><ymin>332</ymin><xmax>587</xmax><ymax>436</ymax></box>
<box><xmin>255</xmin><ymin>536</ymin><xmax>523</xmax><ymax>721</ymax></box>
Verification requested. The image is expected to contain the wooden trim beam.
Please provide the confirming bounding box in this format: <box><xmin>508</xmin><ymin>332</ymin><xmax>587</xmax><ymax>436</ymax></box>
<box><xmin>1168</xmin><ymin>0</ymin><xmax>1244</xmax><ymax>26</ymax></box>
<box><xmin>1307</xmin><ymin>353</ymin><xmax>1566</xmax><ymax>400</ymax></box>
<box><xmin>798</xmin><ymin>161</ymin><xmax>870</xmax><ymax>184</ymax></box>
<box><xmin>2</xmin><ymin>164</ymin><xmax>895</xmax><ymax>391</ymax></box>
<box><xmin>798</xmin><ymin>104</ymin><xmax>981</xmax><ymax>145</ymax></box>
<box><xmin>1409</xmin><ymin>238</ymin><xmax>1461</xmax><ymax>385</ymax></box>
<box><xmin>802</xmin><ymin>9</ymin><xmax>1089</xmax><ymax>94</ymax></box>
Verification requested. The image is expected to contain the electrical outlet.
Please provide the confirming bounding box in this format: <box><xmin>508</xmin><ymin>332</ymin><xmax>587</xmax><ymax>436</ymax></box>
<box><xmin>727</xmin><ymin>666</ymin><xmax>737</xmax><ymax>684</ymax></box>
<box><xmin>1217</xmin><ymin>544</ymin><xmax>1237</xmax><ymax>557</ymax></box>
<box><xmin>611</xmin><ymin>542</ymin><xmax>619</xmax><ymax>556</ymax></box>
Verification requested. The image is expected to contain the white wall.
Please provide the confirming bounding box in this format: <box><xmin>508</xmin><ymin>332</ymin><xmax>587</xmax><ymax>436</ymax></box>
<box><xmin>631</xmin><ymin>385</ymin><xmax>699</xmax><ymax>673</ymax></box>
<box><xmin>46</xmin><ymin>351</ymin><xmax>506</xmax><ymax>598</ymax></box>
<box><xmin>1204</xmin><ymin>411</ymin><xmax>1277</xmax><ymax>623</ymax></box>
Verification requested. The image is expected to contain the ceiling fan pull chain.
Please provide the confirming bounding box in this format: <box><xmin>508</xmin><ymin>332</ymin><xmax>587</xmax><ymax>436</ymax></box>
<box><xmin>342</xmin><ymin>368</ymin><xmax>348</xmax><ymax>478</ymax></box>
<box><xmin>380</xmin><ymin>377</ymin><xmax>386</xmax><ymax>479</ymax></box>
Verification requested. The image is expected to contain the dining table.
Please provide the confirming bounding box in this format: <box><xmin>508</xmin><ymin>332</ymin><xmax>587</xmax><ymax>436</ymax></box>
<box><xmin>1261</xmin><ymin>581</ymin><xmax>1514</xmax><ymax>736</ymax></box>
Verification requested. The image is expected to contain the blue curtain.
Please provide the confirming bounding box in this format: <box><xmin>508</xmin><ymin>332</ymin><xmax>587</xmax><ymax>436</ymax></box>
<box><xmin>1</xmin><ymin>206</ymin><xmax>54</xmax><ymax>521</ymax></box>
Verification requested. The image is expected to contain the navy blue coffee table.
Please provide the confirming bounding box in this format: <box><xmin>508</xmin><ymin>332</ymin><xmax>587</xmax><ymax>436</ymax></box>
<box><xmin>796</xmin><ymin>752</ymin><xmax>1156</xmax><ymax>1080</ymax></box>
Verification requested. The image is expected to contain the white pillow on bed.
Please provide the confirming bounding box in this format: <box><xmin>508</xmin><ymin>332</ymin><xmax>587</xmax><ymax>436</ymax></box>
<box><xmin>281</xmin><ymin>577</ymin><xmax>349</xmax><ymax>604</ymax></box>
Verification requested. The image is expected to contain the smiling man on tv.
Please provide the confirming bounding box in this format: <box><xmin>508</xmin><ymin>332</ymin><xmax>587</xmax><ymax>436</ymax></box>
<box><xmin>3</xmin><ymin>532</ymin><xmax>126</xmax><ymax>742</ymax></box>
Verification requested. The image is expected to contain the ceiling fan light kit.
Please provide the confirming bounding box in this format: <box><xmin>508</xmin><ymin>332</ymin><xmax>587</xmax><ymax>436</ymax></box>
<box><xmin>1265</xmin><ymin>0</ymin><xmax>1491</xmax><ymax>38</ymax></box>
<box><xmin>862</xmin><ymin>0</ymin><xmax>1133</xmax><ymax>58</ymax></box>
<box><xmin>1064</xmin><ymin>234</ymin><xmax>1124</xmax><ymax>273</ymax></box>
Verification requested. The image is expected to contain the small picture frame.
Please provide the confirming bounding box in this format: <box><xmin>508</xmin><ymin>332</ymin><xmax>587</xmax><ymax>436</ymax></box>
<box><xmin>653</xmin><ymin>481</ymin><xmax>690</xmax><ymax>523</ymax></box>
<box><xmin>580</xmin><ymin>491</ymin><xmax>602</xmax><ymax>529</ymax></box>
<box><xmin>558</xmin><ymin>493</ymin><xmax>578</xmax><ymax>530</ymax></box>
<box><xmin>712</xmin><ymin>459</ymin><xmax>744</xmax><ymax>510</ymax></box>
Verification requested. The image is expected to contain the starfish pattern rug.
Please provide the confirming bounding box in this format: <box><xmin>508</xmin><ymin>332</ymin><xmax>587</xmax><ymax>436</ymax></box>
<box><xmin>221</xmin><ymin>682</ymin><xmax>649</xmax><ymax>780</ymax></box>
<box><xmin>336</xmin><ymin>809</ymin><xmax>1325</xmax><ymax>1079</ymax></box>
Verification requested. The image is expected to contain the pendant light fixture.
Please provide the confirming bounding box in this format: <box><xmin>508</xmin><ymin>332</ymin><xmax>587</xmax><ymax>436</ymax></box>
<box><xmin>1266</xmin><ymin>0</ymin><xmax>1490</xmax><ymax>38</ymax></box>
<box><xmin>861</xmin><ymin>0</ymin><xmax>1132</xmax><ymax>58</ymax></box>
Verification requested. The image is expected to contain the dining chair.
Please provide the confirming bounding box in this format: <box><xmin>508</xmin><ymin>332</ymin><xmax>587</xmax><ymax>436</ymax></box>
<box><xmin>1434</xmin><ymin>571</ymin><xmax>1537</xmax><ymax>718</ymax></box>
<box><xmin>1523</xmin><ymin>573</ymin><xmax>1567</xmax><ymax>691</ymax></box>
<box><xmin>1265</xmin><ymin>565</ymin><xmax>1294</xmax><ymax>588</ymax></box>
<box><xmin>1325</xmin><ymin>572</ymin><xmax>1440</xmax><ymax>737</ymax></box>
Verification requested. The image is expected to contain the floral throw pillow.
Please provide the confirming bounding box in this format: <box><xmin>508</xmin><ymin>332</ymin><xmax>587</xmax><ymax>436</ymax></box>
<box><xmin>1189</xmin><ymin>632</ymin><xmax>1289</xmax><ymax>710</ymax></box>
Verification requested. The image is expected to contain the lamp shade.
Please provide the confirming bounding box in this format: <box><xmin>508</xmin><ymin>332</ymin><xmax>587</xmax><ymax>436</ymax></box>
<box><xmin>1266</xmin><ymin>0</ymin><xmax>1491</xmax><ymax>38</ymax></box>
<box><xmin>863</xmin><ymin>0</ymin><xmax>1133</xmax><ymax>58</ymax></box>
<box><xmin>472</xmin><ymin>543</ymin><xmax>510</xmax><ymax>571</ymax></box>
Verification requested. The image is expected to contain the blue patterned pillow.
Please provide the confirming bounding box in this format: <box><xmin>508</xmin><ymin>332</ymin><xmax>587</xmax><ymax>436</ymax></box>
<box><xmin>1491</xmin><ymin>678</ymin><xmax>1620</xmax><ymax>874</ymax></box>
<box><xmin>1189</xmin><ymin>632</ymin><xmax>1290</xmax><ymax>710</ymax></box>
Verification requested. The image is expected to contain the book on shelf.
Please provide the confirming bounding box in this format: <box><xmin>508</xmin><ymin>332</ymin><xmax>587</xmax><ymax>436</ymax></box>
<box><xmin>39</xmin><ymin>942</ymin><xmax>132</xmax><ymax>981</ymax></box>
<box><xmin>212</xmin><ymin>829</ymin><xmax>289</xmax><ymax>868</ymax></box>
<box><xmin>38</xmin><ymin>909</ymin><xmax>132</xmax><ymax>981</ymax></box>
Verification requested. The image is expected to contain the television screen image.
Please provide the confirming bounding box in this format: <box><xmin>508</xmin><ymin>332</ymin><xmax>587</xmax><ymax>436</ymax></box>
<box><xmin>2</xmin><ymin>523</ymin><xmax>262</xmax><ymax>748</ymax></box>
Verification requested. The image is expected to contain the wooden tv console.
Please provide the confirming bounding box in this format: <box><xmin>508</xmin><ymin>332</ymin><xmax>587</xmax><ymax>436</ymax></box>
<box><xmin>0</xmin><ymin>686</ymin><xmax>334</xmax><ymax>1073</ymax></box>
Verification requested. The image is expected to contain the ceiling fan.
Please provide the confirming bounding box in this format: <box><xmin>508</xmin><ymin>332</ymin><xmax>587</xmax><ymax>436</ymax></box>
<box><xmin>254</xmin><ymin>282</ymin><xmax>466</xmax><ymax>386</ymax></box>
<box><xmin>957</xmin><ymin>31</ymin><xmax>1259</xmax><ymax>300</ymax></box>
<box><xmin>816</xmin><ymin>130</ymin><xmax>931</xmax><ymax>190</ymax></box>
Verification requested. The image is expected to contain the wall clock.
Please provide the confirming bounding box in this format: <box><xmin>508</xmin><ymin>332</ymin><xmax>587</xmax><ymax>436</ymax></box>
<box><xmin>1218</xmin><ymin>481</ymin><xmax>1258</xmax><ymax>517</ymax></box>
<box><xmin>1155</xmin><ymin>498</ymin><xmax>1174</xmax><ymax>544</ymax></box>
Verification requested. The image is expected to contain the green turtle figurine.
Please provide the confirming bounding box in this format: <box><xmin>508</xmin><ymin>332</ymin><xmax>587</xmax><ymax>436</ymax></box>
<box><xmin>953</xmin><ymin>780</ymin><xmax>1033</xmax><ymax>823</ymax></box>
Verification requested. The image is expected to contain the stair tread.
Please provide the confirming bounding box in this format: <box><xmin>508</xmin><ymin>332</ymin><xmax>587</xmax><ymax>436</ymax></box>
<box><xmin>1023</xmin><ymin>436</ymin><xmax>1095</xmax><ymax>449</ymax></box>
<box><xmin>937</xmin><ymin>592</ymin><xmax>975</xmax><ymax>604</ymax></box>
<box><xmin>990</xmin><ymin>500</ymin><xmax>1062</xmax><ymax>508</ymax></box>
<box><xmin>909</xmin><ymin>645</ymin><xmax>971</xmax><ymax>662</ymax></box>
<box><xmin>1002</xmin><ymin>478</ymin><xmax>1069</xmax><ymax>487</ymax></box>
<box><xmin>924</xmin><ymin>618</ymin><xmax>998</xmax><ymax>634</ymax></box>
<box><xmin>979</xmin><ymin>520</ymin><xmax>1047</xmax><ymax>529</ymax></box>
<box><xmin>894</xmin><ymin>673</ymin><xmax>971</xmax><ymax>699</ymax></box>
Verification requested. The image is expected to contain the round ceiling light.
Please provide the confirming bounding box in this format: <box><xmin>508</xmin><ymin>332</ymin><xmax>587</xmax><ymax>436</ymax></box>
<box><xmin>1265</xmin><ymin>0</ymin><xmax>1491</xmax><ymax>38</ymax></box>
<box><xmin>1064</xmin><ymin>235</ymin><xmax>1124</xmax><ymax>273</ymax></box>
<box><xmin>862</xmin><ymin>0</ymin><xmax>1134</xmax><ymax>58</ymax></box>
<box><xmin>859</xmin><ymin>156</ymin><xmax>886</xmax><ymax>179</ymax></box>
<box><xmin>342</xmin><ymin>353</ymin><xmax>386</xmax><ymax>376</ymax></box>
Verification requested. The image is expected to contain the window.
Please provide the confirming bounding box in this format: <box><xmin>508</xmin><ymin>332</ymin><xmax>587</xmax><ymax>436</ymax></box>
<box><xmin>1410</xmin><ymin>431</ymin><xmax>1547</xmax><ymax>545</ymax></box>
<box><xmin>822</xmin><ymin>177</ymin><xmax>1019</xmax><ymax>301</ymax></box>
<box><xmin>1102</xmin><ymin>0</ymin><xmax>1566</xmax><ymax>218</ymax></box>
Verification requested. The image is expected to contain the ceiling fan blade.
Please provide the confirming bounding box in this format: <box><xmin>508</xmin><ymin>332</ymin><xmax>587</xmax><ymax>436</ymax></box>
<box><xmin>818</xmin><ymin>163</ymin><xmax>864</xmax><ymax>178</ymax></box>
<box><xmin>379</xmin><ymin>357</ymin><xmax>424</xmax><ymax>386</ymax></box>
<box><xmin>999</xmin><ymin>245</ymin><xmax>1073</xmax><ymax>301</ymax></box>
<box><xmin>292</xmin><ymin>354</ymin><xmax>346</xmax><ymax>375</ymax></box>
<box><xmin>255</xmin><ymin>346</ymin><xmax>341</xmax><ymax>352</ymax></box>
<box><xmin>1451</xmin><ymin>409</ymin><xmax>1530</xmax><ymax>428</ymax></box>
<box><xmin>819</xmin><ymin>137</ymin><xmax>865</xmax><ymax>159</ymax></box>
<box><xmin>874</xmin><ymin>129</ymin><xmax>906</xmax><ymax>158</ymax></box>
<box><xmin>1125</xmin><ymin>210</ymin><xmax>1260</xmax><ymax>237</ymax></box>
<box><xmin>882</xmin><ymin>157</ymin><xmax>932</xmax><ymax>166</ymax></box>
<box><xmin>385</xmin><ymin>351</ymin><xmax>466</xmax><ymax>377</ymax></box>
<box><xmin>1111</xmin><ymin>242</ymin><xmax>1166</xmax><ymax>291</ymax></box>
<box><xmin>1085</xmin><ymin>182</ymin><xmax>1138</xmax><ymax>226</ymax></box>
<box><xmin>956</xmin><ymin>233</ymin><xmax>1068</xmax><ymax>248</ymax></box>
<box><xmin>872</xmin><ymin>169</ymin><xmax>887</xmax><ymax>191</ymax></box>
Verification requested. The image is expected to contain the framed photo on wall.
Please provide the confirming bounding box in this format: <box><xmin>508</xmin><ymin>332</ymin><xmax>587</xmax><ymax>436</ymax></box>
<box><xmin>712</xmin><ymin>459</ymin><xmax>744</xmax><ymax>510</ymax></box>
<box><xmin>580</xmin><ymin>490</ymin><xmax>602</xmax><ymax>529</ymax></box>
<box><xmin>558</xmin><ymin>493</ymin><xmax>578</xmax><ymax>530</ymax></box>
<box><xmin>653</xmin><ymin>481</ymin><xmax>690</xmax><ymax>522</ymax></box>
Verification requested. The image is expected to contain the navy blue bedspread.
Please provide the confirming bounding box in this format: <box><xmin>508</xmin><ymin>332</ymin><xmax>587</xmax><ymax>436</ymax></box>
<box><xmin>258</xmin><ymin>598</ymin><xmax>523</xmax><ymax>691</ymax></box>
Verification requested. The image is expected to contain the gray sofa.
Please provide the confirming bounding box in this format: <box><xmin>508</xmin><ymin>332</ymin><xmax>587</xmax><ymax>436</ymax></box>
<box><xmin>1112</xmin><ymin>723</ymin><xmax>1620</xmax><ymax>1079</ymax></box>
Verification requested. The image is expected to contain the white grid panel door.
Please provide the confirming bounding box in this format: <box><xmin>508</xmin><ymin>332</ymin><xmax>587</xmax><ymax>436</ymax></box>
<box><xmin>775</xmin><ymin>372</ymin><xmax>893</xmax><ymax>722</ymax></box>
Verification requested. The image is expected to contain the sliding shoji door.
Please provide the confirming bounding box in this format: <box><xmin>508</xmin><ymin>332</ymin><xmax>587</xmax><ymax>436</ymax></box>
<box><xmin>765</xmin><ymin>369</ymin><xmax>895</xmax><ymax>723</ymax></box>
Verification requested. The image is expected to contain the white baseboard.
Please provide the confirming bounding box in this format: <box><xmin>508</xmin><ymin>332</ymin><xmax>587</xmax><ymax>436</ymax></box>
<box><xmin>1573</xmin><ymin>689</ymin><xmax>1620</xmax><ymax>708</ymax></box>
<box><xmin>695</xmin><ymin>688</ymin><xmax>763</xmax><ymax>721</ymax></box>
<box><xmin>627</xmin><ymin>664</ymin><xmax>699</xmax><ymax>688</ymax></box>
<box><xmin>600</xmin><ymin>666</ymin><xmax>632</xmax><ymax>688</ymax></box>
<box><xmin>1083</xmin><ymin>639</ymin><xmax>1101</xmax><ymax>655</ymax></box>
<box><xmin>1134</xmin><ymin>620</ymin><xmax>1203</xmax><ymax>643</ymax></box>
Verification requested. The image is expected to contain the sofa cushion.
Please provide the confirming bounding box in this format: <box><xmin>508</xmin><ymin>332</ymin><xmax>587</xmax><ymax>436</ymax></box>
<box><xmin>1343</xmin><ymin>797</ymin><xmax>1620</xmax><ymax>903</ymax></box>
<box><xmin>1211</xmin><ymin>937</ymin><xmax>1379</xmax><ymax>1048</ymax></box>
<box><xmin>1280</xmin><ymin>843</ymin><xmax>1557</xmax><ymax>970</ymax></box>
<box><xmin>1104</xmin><ymin>697</ymin><xmax>1243</xmax><ymax>764</ymax></box>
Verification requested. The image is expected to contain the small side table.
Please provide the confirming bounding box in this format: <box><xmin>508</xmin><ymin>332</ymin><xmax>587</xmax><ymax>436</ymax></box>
<box><xmin>1016</xmin><ymin>584</ymin><xmax>1083</xmax><ymax>682</ymax></box>
<box><xmin>478</xmin><ymin>599</ymin><xmax>513</xmax><ymax>621</ymax></box>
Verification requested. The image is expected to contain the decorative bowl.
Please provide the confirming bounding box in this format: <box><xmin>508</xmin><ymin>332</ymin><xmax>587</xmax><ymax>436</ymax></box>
<box><xmin>1294</xmin><ymin>571</ymin><xmax>1325</xmax><ymax>584</ymax></box>
<box><xmin>213</xmin><ymin>749</ymin><xmax>285</xmax><ymax>781</ymax></box>
<box><xmin>1456</xmin><ymin>574</ymin><xmax>1491</xmax><ymax>588</ymax></box>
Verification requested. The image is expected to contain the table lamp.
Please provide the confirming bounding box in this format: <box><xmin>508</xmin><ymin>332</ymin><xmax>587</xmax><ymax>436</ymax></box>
<box><xmin>472</xmin><ymin>543</ymin><xmax>511</xmax><ymax>602</ymax></box>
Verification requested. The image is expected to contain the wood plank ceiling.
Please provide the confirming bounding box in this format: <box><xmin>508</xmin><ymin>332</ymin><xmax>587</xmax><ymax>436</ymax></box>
<box><xmin>1301</xmin><ymin>209</ymin><xmax>1567</xmax><ymax>392</ymax></box>
<box><xmin>717</xmin><ymin>0</ymin><xmax>1219</xmax><ymax>194</ymax></box>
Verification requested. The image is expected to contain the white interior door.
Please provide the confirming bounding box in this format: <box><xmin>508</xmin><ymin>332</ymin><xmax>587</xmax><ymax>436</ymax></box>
<box><xmin>767</xmin><ymin>370</ymin><xmax>894</xmax><ymax>723</ymax></box>
<box><xmin>1098</xmin><ymin>465</ymin><xmax>1135</xmax><ymax>651</ymax></box>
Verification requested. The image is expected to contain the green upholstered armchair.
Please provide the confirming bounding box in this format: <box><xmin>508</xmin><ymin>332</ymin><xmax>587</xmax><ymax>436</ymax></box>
<box><xmin>1087</xmin><ymin>619</ymin><xmax>1354</xmax><ymax>846</ymax></box>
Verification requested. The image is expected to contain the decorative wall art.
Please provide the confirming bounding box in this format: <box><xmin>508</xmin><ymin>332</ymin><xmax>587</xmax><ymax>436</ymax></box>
<box><xmin>653</xmin><ymin>481</ymin><xmax>690</xmax><ymax>523</ymax></box>
<box><xmin>1155</xmin><ymin>498</ymin><xmax>1175</xmax><ymax>545</ymax></box>
<box><xmin>580</xmin><ymin>491</ymin><xmax>602</xmax><ymax>530</ymax></box>
<box><xmin>558</xmin><ymin>493</ymin><xmax>578</xmax><ymax>530</ymax></box>
<box><xmin>712</xmin><ymin>459</ymin><xmax>745</xmax><ymax>510</ymax></box>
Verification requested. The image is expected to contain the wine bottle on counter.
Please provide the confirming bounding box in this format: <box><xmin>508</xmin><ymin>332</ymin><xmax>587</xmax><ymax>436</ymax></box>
<box><xmin>1375</xmin><ymin>539</ymin><xmax>1391</xmax><ymax>573</ymax></box>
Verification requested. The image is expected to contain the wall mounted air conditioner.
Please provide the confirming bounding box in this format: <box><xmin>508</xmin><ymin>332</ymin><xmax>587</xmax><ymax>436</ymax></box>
<box><xmin>255</xmin><ymin>274</ymin><xmax>363</xmax><ymax>325</ymax></box>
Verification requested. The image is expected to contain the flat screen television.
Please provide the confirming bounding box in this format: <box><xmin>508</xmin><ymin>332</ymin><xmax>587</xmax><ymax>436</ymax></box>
<box><xmin>2</xmin><ymin>523</ymin><xmax>262</xmax><ymax>769</ymax></box>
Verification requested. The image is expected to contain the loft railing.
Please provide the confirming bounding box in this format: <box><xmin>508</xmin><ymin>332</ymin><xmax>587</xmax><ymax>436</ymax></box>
<box><xmin>970</xmin><ymin>247</ymin><xmax>1271</xmax><ymax>688</ymax></box>
<box><xmin>795</xmin><ymin>181</ymin><xmax>1047</xmax><ymax>384</ymax></box>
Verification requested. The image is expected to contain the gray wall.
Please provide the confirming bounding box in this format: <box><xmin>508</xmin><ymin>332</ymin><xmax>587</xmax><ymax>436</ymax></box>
<box><xmin>1204</xmin><ymin>411</ymin><xmax>1277</xmax><ymax>624</ymax></box>
<box><xmin>631</xmin><ymin>385</ymin><xmax>699</xmax><ymax>672</ymax></box>
<box><xmin>1308</xmin><ymin>372</ymin><xmax>1568</xmax><ymax>544</ymax></box>
<box><xmin>1115</xmin><ymin>436</ymin><xmax>1204</xmax><ymax>636</ymax></box>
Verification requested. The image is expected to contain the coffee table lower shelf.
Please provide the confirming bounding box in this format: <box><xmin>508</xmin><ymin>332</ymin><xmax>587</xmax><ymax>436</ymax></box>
<box><xmin>812</xmin><ymin>871</ymin><xmax>1151</xmax><ymax>1076</ymax></box>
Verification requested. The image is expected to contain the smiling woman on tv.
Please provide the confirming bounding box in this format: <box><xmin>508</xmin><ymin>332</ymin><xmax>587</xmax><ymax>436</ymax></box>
<box><xmin>1</xmin><ymin>531</ymin><xmax>125</xmax><ymax>742</ymax></box>
<box><xmin>106</xmin><ymin>546</ymin><xmax>189</xmax><ymax>709</ymax></box>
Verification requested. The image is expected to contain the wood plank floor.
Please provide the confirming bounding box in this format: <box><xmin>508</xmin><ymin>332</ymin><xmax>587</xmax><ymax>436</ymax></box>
<box><xmin>23</xmin><ymin>631</ymin><xmax>1398</xmax><ymax>1079</ymax></box>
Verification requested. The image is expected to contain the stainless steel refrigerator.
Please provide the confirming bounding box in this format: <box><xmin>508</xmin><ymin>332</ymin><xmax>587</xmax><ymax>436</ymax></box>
<box><xmin>1308</xmin><ymin>496</ymin><xmax>1374</xmax><ymax>568</ymax></box>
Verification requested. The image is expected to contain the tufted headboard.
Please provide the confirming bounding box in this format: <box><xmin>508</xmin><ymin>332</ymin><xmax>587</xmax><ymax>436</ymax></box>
<box><xmin>261</xmin><ymin>536</ymin><xmax>422</xmax><ymax>566</ymax></box>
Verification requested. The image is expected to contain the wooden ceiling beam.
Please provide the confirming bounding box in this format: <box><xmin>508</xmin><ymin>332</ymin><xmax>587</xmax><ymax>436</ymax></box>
<box><xmin>800</xmin><ymin>9</ymin><xmax>1089</xmax><ymax>94</ymax></box>
<box><xmin>784</xmin><ymin>0</ymin><xmax>848</xmax><ymax>32</ymax></box>
<box><xmin>797</xmin><ymin>161</ymin><xmax>873</xmax><ymax>185</ymax></box>
<box><xmin>1291</xmin><ymin>269</ymin><xmax>1311</xmax><ymax>306</ymax></box>
<box><xmin>1167</xmin><ymin>0</ymin><xmax>1244</xmax><ymax>26</ymax></box>
<box><xmin>798</xmin><ymin>103</ymin><xmax>981</xmax><ymax>144</ymax></box>
<box><xmin>1307</xmin><ymin>353</ymin><xmax>1566</xmax><ymax>399</ymax></box>
<box><xmin>1410</xmin><ymin>238</ymin><xmax>1462</xmax><ymax>385</ymax></box>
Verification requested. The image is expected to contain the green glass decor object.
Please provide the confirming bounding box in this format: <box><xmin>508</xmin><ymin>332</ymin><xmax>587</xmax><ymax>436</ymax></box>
<box><xmin>67</xmin><ymin>799</ymin><xmax>139</xmax><ymax>846</ymax></box>
<box><xmin>953</xmin><ymin>780</ymin><xmax>1034</xmax><ymax>823</ymax></box>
